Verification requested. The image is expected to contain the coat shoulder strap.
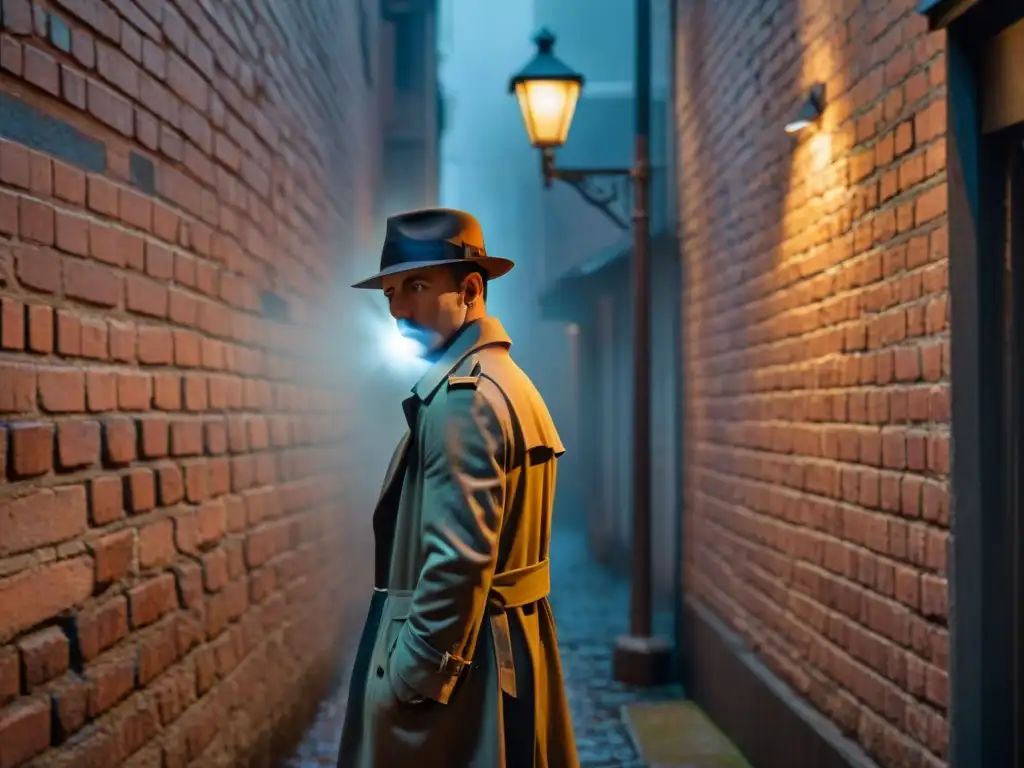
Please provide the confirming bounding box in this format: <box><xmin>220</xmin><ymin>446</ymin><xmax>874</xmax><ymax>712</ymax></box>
<box><xmin>445</xmin><ymin>354</ymin><xmax>482</xmax><ymax>391</ymax></box>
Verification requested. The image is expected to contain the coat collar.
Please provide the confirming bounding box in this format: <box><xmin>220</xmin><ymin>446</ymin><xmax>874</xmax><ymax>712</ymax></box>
<box><xmin>410</xmin><ymin>316</ymin><xmax>511</xmax><ymax>404</ymax></box>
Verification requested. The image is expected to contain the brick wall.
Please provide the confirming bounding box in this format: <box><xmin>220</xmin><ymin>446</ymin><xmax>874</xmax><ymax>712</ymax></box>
<box><xmin>675</xmin><ymin>0</ymin><xmax>949</xmax><ymax>765</ymax></box>
<box><xmin>0</xmin><ymin>0</ymin><xmax>383</xmax><ymax>765</ymax></box>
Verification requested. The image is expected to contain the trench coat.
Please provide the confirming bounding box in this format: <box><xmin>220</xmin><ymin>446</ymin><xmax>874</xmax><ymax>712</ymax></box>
<box><xmin>336</xmin><ymin>317</ymin><xmax>579</xmax><ymax>768</ymax></box>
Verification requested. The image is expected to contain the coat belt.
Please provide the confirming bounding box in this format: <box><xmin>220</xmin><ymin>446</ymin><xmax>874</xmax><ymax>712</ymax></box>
<box><xmin>487</xmin><ymin>558</ymin><xmax>550</xmax><ymax>699</ymax></box>
<box><xmin>375</xmin><ymin>559</ymin><xmax>551</xmax><ymax>700</ymax></box>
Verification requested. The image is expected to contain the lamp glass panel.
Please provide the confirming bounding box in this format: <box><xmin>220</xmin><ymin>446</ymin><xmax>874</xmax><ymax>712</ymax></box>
<box><xmin>514</xmin><ymin>79</ymin><xmax>581</xmax><ymax>147</ymax></box>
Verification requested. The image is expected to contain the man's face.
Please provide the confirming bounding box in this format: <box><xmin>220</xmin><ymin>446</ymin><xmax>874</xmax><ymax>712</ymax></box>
<box><xmin>382</xmin><ymin>266</ymin><xmax>467</xmax><ymax>353</ymax></box>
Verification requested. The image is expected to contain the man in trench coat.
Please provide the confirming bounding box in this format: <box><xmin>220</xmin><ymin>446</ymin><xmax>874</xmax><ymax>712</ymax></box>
<box><xmin>336</xmin><ymin>208</ymin><xmax>580</xmax><ymax>768</ymax></box>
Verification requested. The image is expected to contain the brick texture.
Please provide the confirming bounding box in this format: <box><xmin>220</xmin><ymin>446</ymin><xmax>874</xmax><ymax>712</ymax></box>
<box><xmin>675</xmin><ymin>1</ymin><xmax>949</xmax><ymax>766</ymax></box>
<box><xmin>0</xmin><ymin>0</ymin><xmax>382</xmax><ymax>765</ymax></box>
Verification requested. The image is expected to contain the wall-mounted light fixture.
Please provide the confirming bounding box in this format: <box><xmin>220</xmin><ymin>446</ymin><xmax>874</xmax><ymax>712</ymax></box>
<box><xmin>785</xmin><ymin>83</ymin><xmax>826</xmax><ymax>134</ymax></box>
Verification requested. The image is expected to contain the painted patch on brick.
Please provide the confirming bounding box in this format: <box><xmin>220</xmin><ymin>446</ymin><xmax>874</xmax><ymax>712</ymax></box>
<box><xmin>0</xmin><ymin>94</ymin><xmax>105</xmax><ymax>173</ymax></box>
<box><xmin>260</xmin><ymin>291</ymin><xmax>290</xmax><ymax>323</ymax></box>
<box><xmin>129</xmin><ymin>151</ymin><xmax>155</xmax><ymax>195</ymax></box>
<box><xmin>48</xmin><ymin>14</ymin><xmax>70</xmax><ymax>53</ymax></box>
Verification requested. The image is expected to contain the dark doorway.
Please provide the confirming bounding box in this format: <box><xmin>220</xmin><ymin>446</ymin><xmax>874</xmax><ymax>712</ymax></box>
<box><xmin>925</xmin><ymin>2</ymin><xmax>1024</xmax><ymax>764</ymax></box>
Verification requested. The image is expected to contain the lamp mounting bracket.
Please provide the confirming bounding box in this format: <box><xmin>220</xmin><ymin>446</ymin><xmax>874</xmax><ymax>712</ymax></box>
<box><xmin>541</xmin><ymin>148</ymin><xmax>632</xmax><ymax>231</ymax></box>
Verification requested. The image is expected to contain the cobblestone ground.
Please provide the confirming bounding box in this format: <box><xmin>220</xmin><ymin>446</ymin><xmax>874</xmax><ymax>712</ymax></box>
<box><xmin>283</xmin><ymin>525</ymin><xmax>681</xmax><ymax>767</ymax></box>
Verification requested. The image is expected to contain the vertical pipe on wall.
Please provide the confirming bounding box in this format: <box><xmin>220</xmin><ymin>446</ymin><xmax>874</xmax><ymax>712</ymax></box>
<box><xmin>628</xmin><ymin>0</ymin><xmax>654</xmax><ymax>639</ymax></box>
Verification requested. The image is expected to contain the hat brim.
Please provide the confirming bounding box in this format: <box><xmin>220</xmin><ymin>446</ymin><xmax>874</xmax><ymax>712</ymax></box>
<box><xmin>350</xmin><ymin>256</ymin><xmax>515</xmax><ymax>290</ymax></box>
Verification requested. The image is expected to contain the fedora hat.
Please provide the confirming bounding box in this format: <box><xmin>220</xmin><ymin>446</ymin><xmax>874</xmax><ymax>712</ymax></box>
<box><xmin>352</xmin><ymin>207</ymin><xmax>515</xmax><ymax>290</ymax></box>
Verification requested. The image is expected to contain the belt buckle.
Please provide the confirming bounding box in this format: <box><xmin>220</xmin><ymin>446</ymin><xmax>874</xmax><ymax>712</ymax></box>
<box><xmin>438</xmin><ymin>651</ymin><xmax>465</xmax><ymax>675</ymax></box>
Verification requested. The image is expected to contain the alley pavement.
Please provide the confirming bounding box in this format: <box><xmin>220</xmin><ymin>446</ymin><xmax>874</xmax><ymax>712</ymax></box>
<box><xmin>282</xmin><ymin>524</ymin><xmax>681</xmax><ymax>767</ymax></box>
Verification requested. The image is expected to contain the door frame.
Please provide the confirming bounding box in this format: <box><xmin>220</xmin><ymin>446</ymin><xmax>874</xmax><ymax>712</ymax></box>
<box><xmin>1007</xmin><ymin>130</ymin><xmax>1024</xmax><ymax>768</ymax></box>
<box><xmin>919</xmin><ymin>2</ymin><xmax>1024</xmax><ymax>764</ymax></box>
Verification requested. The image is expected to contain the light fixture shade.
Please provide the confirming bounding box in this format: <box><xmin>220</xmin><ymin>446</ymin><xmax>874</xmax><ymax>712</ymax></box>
<box><xmin>785</xmin><ymin>83</ymin><xmax>826</xmax><ymax>134</ymax></box>
<box><xmin>513</xmin><ymin>78</ymin><xmax>582</xmax><ymax>148</ymax></box>
<box><xmin>508</xmin><ymin>28</ymin><xmax>584</xmax><ymax>148</ymax></box>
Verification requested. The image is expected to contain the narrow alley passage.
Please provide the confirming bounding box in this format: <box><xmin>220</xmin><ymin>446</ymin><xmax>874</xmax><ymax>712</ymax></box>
<box><xmin>284</xmin><ymin>525</ymin><xmax>681</xmax><ymax>767</ymax></box>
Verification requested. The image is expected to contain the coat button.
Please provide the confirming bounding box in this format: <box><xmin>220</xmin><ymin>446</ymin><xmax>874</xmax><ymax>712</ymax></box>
<box><xmin>376</xmin><ymin>665</ymin><xmax>384</xmax><ymax>678</ymax></box>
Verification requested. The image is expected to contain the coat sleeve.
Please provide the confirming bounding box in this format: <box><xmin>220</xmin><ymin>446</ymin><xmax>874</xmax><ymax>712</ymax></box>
<box><xmin>389</xmin><ymin>383</ymin><xmax>508</xmax><ymax>704</ymax></box>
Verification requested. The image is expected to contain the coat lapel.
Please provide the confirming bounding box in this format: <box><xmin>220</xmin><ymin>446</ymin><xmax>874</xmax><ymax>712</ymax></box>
<box><xmin>372</xmin><ymin>390</ymin><xmax>419</xmax><ymax>523</ymax></box>
<box><xmin>374</xmin><ymin>430</ymin><xmax>411</xmax><ymax>509</ymax></box>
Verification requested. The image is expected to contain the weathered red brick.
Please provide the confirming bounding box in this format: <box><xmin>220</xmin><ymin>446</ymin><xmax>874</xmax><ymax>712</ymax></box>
<box><xmin>64</xmin><ymin>257</ymin><xmax>122</xmax><ymax>307</ymax></box>
<box><xmin>152</xmin><ymin>372</ymin><xmax>181</xmax><ymax>410</ymax></box>
<box><xmin>91</xmin><ymin>528</ymin><xmax>134</xmax><ymax>585</ymax></box>
<box><xmin>100</xmin><ymin>416</ymin><xmax>134</xmax><ymax>465</ymax></box>
<box><xmin>0</xmin><ymin>647</ymin><xmax>18</xmax><ymax>706</ymax></box>
<box><xmin>117</xmin><ymin>370</ymin><xmax>152</xmax><ymax>410</ymax></box>
<box><xmin>57</xmin><ymin>419</ymin><xmax>101</xmax><ymax>470</ymax></box>
<box><xmin>26</xmin><ymin>151</ymin><xmax>51</xmax><ymax>196</ymax></box>
<box><xmin>0</xmin><ymin>189</ymin><xmax>18</xmax><ymax>237</ymax></box>
<box><xmin>126</xmin><ymin>274</ymin><xmax>169</xmax><ymax>318</ymax></box>
<box><xmin>23</xmin><ymin>304</ymin><xmax>51</xmax><ymax>354</ymax></box>
<box><xmin>50</xmin><ymin>673</ymin><xmax>90</xmax><ymax>742</ymax></box>
<box><xmin>108</xmin><ymin>320</ymin><xmax>136</xmax><ymax>362</ymax></box>
<box><xmin>171</xmin><ymin>419</ymin><xmax>203</xmax><ymax>456</ymax></box>
<box><xmin>0</xmin><ymin>557</ymin><xmax>94</xmax><ymax>642</ymax></box>
<box><xmin>0</xmin><ymin>485</ymin><xmax>88</xmax><ymax>557</ymax></box>
<box><xmin>96</xmin><ymin>40</ymin><xmax>139</xmax><ymax>99</ymax></box>
<box><xmin>79</xmin><ymin>317</ymin><xmax>108</xmax><ymax>360</ymax></box>
<box><xmin>86</xmin><ymin>651</ymin><xmax>135</xmax><ymax>717</ymax></box>
<box><xmin>157</xmin><ymin>463</ymin><xmax>184</xmax><ymax>507</ymax></box>
<box><xmin>138</xmin><ymin>518</ymin><xmax>175</xmax><ymax>569</ymax></box>
<box><xmin>136</xmin><ymin>415</ymin><xmax>169</xmax><ymax>459</ymax></box>
<box><xmin>202</xmin><ymin>548</ymin><xmax>229</xmax><ymax>593</ymax></box>
<box><xmin>136</xmin><ymin>620</ymin><xmax>178</xmax><ymax>685</ymax></box>
<box><xmin>0</xmin><ymin>695</ymin><xmax>51</xmax><ymax>767</ymax></box>
<box><xmin>18</xmin><ymin>626</ymin><xmax>70</xmax><ymax>689</ymax></box>
<box><xmin>88</xmin><ymin>220</ymin><xmax>126</xmax><ymax>267</ymax></box>
<box><xmin>9</xmin><ymin>421</ymin><xmax>53</xmax><ymax>477</ymax></box>
<box><xmin>183</xmin><ymin>460</ymin><xmax>208</xmax><ymax>503</ymax></box>
<box><xmin>89</xmin><ymin>475</ymin><xmax>124</xmax><ymax>525</ymax></box>
<box><xmin>24</xmin><ymin>44</ymin><xmax>60</xmax><ymax>95</ymax></box>
<box><xmin>137</xmin><ymin>325</ymin><xmax>173</xmax><ymax>365</ymax></box>
<box><xmin>83</xmin><ymin>371</ymin><xmax>114</xmax><ymax>413</ymax></box>
<box><xmin>86</xmin><ymin>77</ymin><xmax>133</xmax><ymax>136</ymax></box>
<box><xmin>74</xmin><ymin>596</ymin><xmax>128</xmax><ymax>662</ymax></box>
<box><xmin>120</xmin><ymin>187</ymin><xmax>153</xmax><ymax>231</ymax></box>
<box><xmin>128</xmin><ymin>573</ymin><xmax>177</xmax><ymax>628</ymax></box>
<box><xmin>55</xmin><ymin>310</ymin><xmax>81</xmax><ymax>357</ymax></box>
<box><xmin>126</xmin><ymin>467</ymin><xmax>157</xmax><ymax>513</ymax></box>
<box><xmin>0</xmin><ymin>298</ymin><xmax>25</xmax><ymax>350</ymax></box>
<box><xmin>15</xmin><ymin>243</ymin><xmax>60</xmax><ymax>293</ymax></box>
<box><xmin>38</xmin><ymin>367</ymin><xmax>86</xmax><ymax>413</ymax></box>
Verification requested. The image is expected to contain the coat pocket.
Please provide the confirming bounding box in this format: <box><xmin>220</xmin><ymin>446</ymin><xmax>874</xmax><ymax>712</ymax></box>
<box><xmin>370</xmin><ymin>593</ymin><xmax>412</xmax><ymax>687</ymax></box>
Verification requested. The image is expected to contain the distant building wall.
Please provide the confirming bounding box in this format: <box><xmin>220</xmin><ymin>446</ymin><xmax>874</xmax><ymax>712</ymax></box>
<box><xmin>380</xmin><ymin>0</ymin><xmax>440</xmax><ymax>218</ymax></box>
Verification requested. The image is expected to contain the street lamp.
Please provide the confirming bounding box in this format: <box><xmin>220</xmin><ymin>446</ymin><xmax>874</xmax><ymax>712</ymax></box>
<box><xmin>508</xmin><ymin>28</ymin><xmax>583</xmax><ymax>150</ymax></box>
<box><xmin>509</xmin><ymin>8</ymin><xmax>671</xmax><ymax>688</ymax></box>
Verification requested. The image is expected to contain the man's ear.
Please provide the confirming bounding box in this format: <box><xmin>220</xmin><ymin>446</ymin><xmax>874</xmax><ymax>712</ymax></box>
<box><xmin>462</xmin><ymin>272</ymin><xmax>484</xmax><ymax>305</ymax></box>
